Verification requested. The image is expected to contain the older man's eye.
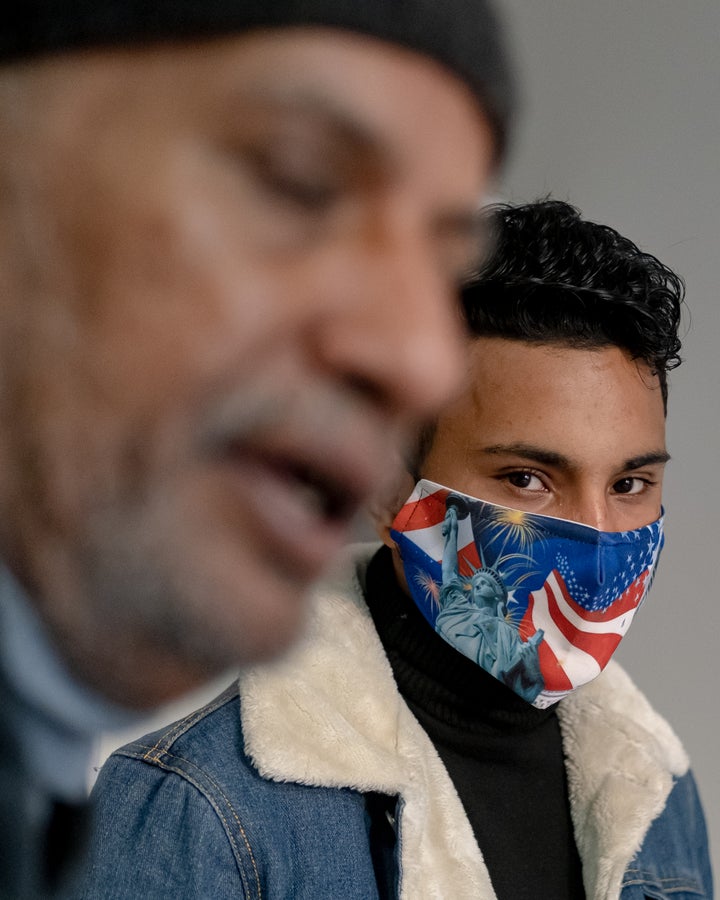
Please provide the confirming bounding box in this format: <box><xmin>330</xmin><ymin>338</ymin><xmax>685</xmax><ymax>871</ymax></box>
<box><xmin>258</xmin><ymin>165</ymin><xmax>341</xmax><ymax>212</ymax></box>
<box><xmin>241</xmin><ymin>141</ymin><xmax>343</xmax><ymax>214</ymax></box>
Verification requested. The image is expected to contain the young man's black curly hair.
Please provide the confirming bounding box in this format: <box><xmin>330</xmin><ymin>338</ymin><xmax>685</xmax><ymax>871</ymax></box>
<box><xmin>411</xmin><ymin>199</ymin><xmax>684</xmax><ymax>476</ymax></box>
<box><xmin>462</xmin><ymin>199</ymin><xmax>684</xmax><ymax>412</ymax></box>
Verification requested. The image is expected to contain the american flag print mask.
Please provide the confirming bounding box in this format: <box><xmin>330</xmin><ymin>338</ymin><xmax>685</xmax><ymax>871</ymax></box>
<box><xmin>390</xmin><ymin>479</ymin><xmax>664</xmax><ymax>708</ymax></box>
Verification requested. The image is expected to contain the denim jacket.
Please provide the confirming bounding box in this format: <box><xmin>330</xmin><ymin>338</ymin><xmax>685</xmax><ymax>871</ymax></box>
<box><xmin>79</xmin><ymin>546</ymin><xmax>713</xmax><ymax>899</ymax></box>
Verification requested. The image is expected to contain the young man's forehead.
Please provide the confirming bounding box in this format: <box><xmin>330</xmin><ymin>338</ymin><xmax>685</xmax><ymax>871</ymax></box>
<box><xmin>423</xmin><ymin>341</ymin><xmax>667</xmax><ymax>461</ymax></box>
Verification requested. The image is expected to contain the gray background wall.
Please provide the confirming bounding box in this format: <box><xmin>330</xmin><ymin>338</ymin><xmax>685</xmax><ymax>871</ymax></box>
<box><xmin>496</xmin><ymin>0</ymin><xmax>719</xmax><ymax>875</ymax></box>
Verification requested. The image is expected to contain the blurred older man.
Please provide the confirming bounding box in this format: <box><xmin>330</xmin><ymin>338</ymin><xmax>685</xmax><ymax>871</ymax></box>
<box><xmin>0</xmin><ymin>3</ymin><xmax>516</xmax><ymax>895</ymax></box>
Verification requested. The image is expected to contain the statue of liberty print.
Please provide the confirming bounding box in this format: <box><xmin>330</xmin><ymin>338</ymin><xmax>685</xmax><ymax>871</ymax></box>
<box><xmin>437</xmin><ymin>495</ymin><xmax>545</xmax><ymax>703</ymax></box>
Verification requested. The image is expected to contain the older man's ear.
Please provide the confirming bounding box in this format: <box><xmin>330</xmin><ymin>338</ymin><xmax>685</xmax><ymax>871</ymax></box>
<box><xmin>366</xmin><ymin>467</ymin><xmax>416</xmax><ymax>549</ymax></box>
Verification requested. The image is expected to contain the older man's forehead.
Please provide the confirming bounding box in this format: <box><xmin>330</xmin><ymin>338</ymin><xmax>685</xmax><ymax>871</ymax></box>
<box><xmin>0</xmin><ymin>0</ymin><xmax>515</xmax><ymax>142</ymax></box>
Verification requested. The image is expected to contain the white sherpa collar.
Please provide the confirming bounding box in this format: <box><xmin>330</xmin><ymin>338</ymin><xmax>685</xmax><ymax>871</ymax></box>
<box><xmin>557</xmin><ymin>658</ymin><xmax>688</xmax><ymax>898</ymax></box>
<box><xmin>239</xmin><ymin>544</ymin><xmax>688</xmax><ymax>900</ymax></box>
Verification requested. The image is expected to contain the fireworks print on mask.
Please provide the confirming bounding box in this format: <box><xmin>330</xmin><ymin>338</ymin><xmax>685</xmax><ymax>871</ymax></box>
<box><xmin>391</xmin><ymin>480</ymin><xmax>664</xmax><ymax>707</ymax></box>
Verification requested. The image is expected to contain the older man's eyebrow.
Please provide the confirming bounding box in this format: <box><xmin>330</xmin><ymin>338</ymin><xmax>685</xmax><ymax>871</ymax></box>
<box><xmin>431</xmin><ymin>205</ymin><xmax>484</xmax><ymax>238</ymax></box>
<box><xmin>275</xmin><ymin>91</ymin><xmax>378</xmax><ymax>137</ymax></box>
<box><xmin>434</xmin><ymin>207</ymin><xmax>490</xmax><ymax>269</ymax></box>
<box><xmin>232</xmin><ymin>88</ymin><xmax>484</xmax><ymax>212</ymax></box>
<box><xmin>230</xmin><ymin>87</ymin><xmax>396</xmax><ymax>174</ymax></box>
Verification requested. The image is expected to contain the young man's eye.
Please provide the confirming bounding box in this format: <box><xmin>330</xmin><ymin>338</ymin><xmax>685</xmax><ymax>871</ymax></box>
<box><xmin>613</xmin><ymin>476</ymin><xmax>647</xmax><ymax>495</ymax></box>
<box><xmin>506</xmin><ymin>471</ymin><xmax>545</xmax><ymax>491</ymax></box>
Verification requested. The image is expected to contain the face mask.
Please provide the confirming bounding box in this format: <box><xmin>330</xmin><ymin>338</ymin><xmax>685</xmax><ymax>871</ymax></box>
<box><xmin>390</xmin><ymin>479</ymin><xmax>664</xmax><ymax>708</ymax></box>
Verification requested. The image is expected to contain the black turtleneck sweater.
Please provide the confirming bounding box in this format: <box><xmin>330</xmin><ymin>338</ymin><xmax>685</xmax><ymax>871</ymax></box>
<box><xmin>364</xmin><ymin>546</ymin><xmax>586</xmax><ymax>900</ymax></box>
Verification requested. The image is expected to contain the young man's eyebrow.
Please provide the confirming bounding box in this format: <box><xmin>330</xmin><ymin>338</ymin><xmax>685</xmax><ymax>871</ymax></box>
<box><xmin>622</xmin><ymin>451</ymin><xmax>671</xmax><ymax>470</ymax></box>
<box><xmin>481</xmin><ymin>443</ymin><xmax>671</xmax><ymax>472</ymax></box>
<box><xmin>481</xmin><ymin>443</ymin><xmax>571</xmax><ymax>469</ymax></box>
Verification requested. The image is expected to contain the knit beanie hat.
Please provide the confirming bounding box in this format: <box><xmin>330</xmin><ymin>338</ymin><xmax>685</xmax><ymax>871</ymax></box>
<box><xmin>2</xmin><ymin>0</ymin><xmax>516</xmax><ymax>159</ymax></box>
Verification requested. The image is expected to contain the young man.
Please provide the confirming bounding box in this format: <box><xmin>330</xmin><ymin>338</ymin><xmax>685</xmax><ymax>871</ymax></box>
<box><xmin>0</xmin><ymin>4</ymin><xmax>516</xmax><ymax>896</ymax></box>
<box><xmin>81</xmin><ymin>201</ymin><xmax>711</xmax><ymax>897</ymax></box>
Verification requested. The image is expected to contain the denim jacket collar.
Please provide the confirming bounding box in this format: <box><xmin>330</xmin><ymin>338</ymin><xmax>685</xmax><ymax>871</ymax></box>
<box><xmin>239</xmin><ymin>543</ymin><xmax>688</xmax><ymax>900</ymax></box>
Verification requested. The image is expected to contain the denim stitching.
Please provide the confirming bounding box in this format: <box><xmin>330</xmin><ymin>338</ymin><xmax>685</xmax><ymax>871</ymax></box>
<box><xmin>143</xmin><ymin>686</ymin><xmax>238</xmax><ymax>757</ymax></box>
<box><xmin>622</xmin><ymin>868</ymin><xmax>704</xmax><ymax>895</ymax></box>
<box><xmin>123</xmin><ymin>744</ymin><xmax>262</xmax><ymax>899</ymax></box>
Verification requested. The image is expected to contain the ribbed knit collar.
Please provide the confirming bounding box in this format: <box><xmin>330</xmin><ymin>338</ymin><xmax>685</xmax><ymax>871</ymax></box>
<box><xmin>364</xmin><ymin>545</ymin><xmax>556</xmax><ymax>735</ymax></box>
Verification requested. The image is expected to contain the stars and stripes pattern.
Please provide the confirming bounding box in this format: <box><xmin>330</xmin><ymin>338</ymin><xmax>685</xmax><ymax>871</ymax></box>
<box><xmin>391</xmin><ymin>479</ymin><xmax>664</xmax><ymax>706</ymax></box>
<box><xmin>390</xmin><ymin>481</ymin><xmax>479</xmax><ymax>581</ymax></box>
<box><xmin>518</xmin><ymin>566</ymin><xmax>649</xmax><ymax>694</ymax></box>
